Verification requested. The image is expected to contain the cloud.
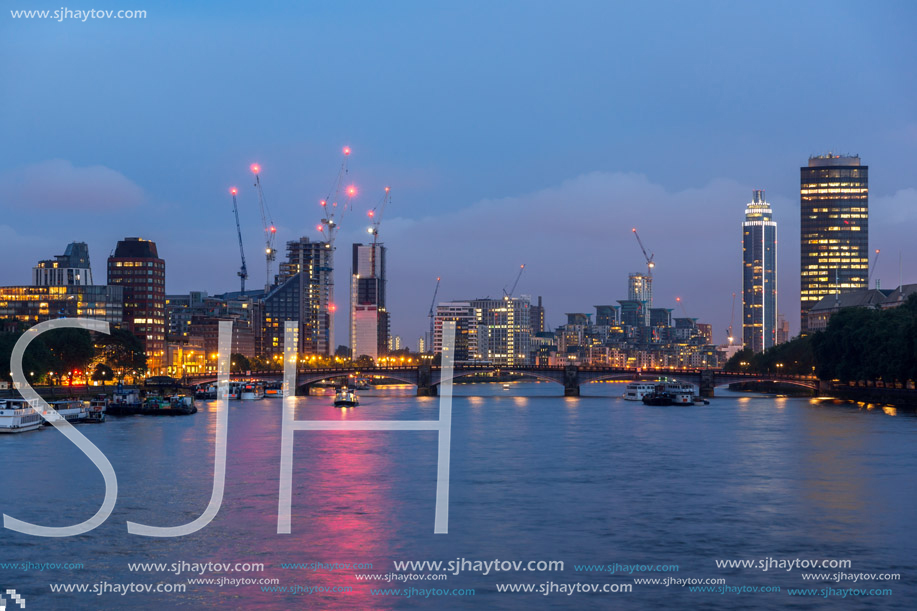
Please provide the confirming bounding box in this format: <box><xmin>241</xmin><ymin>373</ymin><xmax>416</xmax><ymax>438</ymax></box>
<box><xmin>0</xmin><ymin>159</ymin><xmax>145</xmax><ymax>212</ymax></box>
<box><xmin>362</xmin><ymin>171</ymin><xmax>793</xmax><ymax>343</ymax></box>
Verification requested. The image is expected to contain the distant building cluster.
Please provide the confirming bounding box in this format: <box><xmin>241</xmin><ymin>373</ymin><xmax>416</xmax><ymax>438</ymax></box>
<box><xmin>0</xmin><ymin>153</ymin><xmax>901</xmax><ymax>371</ymax></box>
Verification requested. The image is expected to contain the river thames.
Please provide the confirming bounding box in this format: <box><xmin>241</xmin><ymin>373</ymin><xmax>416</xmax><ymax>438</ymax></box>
<box><xmin>1</xmin><ymin>383</ymin><xmax>914</xmax><ymax>609</ymax></box>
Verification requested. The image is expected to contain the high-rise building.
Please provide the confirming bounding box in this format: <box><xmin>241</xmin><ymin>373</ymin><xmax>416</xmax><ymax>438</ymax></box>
<box><xmin>349</xmin><ymin>243</ymin><xmax>389</xmax><ymax>361</ymax></box>
<box><xmin>776</xmin><ymin>315</ymin><xmax>790</xmax><ymax>344</ymax></box>
<box><xmin>800</xmin><ymin>154</ymin><xmax>868</xmax><ymax>333</ymax></box>
<box><xmin>470</xmin><ymin>296</ymin><xmax>532</xmax><ymax>366</ymax></box>
<box><xmin>107</xmin><ymin>238</ymin><xmax>166</xmax><ymax>371</ymax></box>
<box><xmin>260</xmin><ymin>237</ymin><xmax>333</xmax><ymax>357</ymax></box>
<box><xmin>627</xmin><ymin>273</ymin><xmax>652</xmax><ymax>325</ymax></box>
<box><xmin>530</xmin><ymin>296</ymin><xmax>545</xmax><ymax>335</ymax></box>
<box><xmin>743</xmin><ymin>189</ymin><xmax>777</xmax><ymax>352</ymax></box>
<box><xmin>33</xmin><ymin>242</ymin><xmax>93</xmax><ymax>287</ymax></box>
<box><xmin>433</xmin><ymin>301</ymin><xmax>479</xmax><ymax>363</ymax></box>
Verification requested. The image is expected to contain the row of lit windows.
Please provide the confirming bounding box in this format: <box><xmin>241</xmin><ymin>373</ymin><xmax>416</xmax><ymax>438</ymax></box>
<box><xmin>111</xmin><ymin>261</ymin><xmax>164</xmax><ymax>268</ymax></box>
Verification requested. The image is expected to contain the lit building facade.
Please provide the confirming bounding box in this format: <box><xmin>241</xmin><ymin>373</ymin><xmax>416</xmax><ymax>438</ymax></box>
<box><xmin>0</xmin><ymin>285</ymin><xmax>123</xmax><ymax>325</ymax></box>
<box><xmin>107</xmin><ymin>238</ymin><xmax>166</xmax><ymax>371</ymax></box>
<box><xmin>33</xmin><ymin>242</ymin><xmax>93</xmax><ymax>287</ymax></box>
<box><xmin>349</xmin><ymin>243</ymin><xmax>389</xmax><ymax>361</ymax></box>
<box><xmin>260</xmin><ymin>237</ymin><xmax>333</xmax><ymax>357</ymax></box>
<box><xmin>471</xmin><ymin>296</ymin><xmax>532</xmax><ymax>366</ymax></box>
<box><xmin>800</xmin><ymin>154</ymin><xmax>868</xmax><ymax>333</ymax></box>
<box><xmin>433</xmin><ymin>301</ymin><xmax>479</xmax><ymax>363</ymax></box>
<box><xmin>742</xmin><ymin>189</ymin><xmax>777</xmax><ymax>352</ymax></box>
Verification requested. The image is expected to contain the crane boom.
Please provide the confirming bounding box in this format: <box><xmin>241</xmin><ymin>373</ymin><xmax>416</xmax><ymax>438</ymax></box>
<box><xmin>230</xmin><ymin>187</ymin><xmax>248</xmax><ymax>293</ymax></box>
<box><xmin>631</xmin><ymin>228</ymin><xmax>655</xmax><ymax>276</ymax></box>
<box><xmin>427</xmin><ymin>276</ymin><xmax>441</xmax><ymax>353</ymax></box>
<box><xmin>367</xmin><ymin>186</ymin><xmax>391</xmax><ymax>277</ymax></box>
<box><xmin>250</xmin><ymin>163</ymin><xmax>277</xmax><ymax>292</ymax></box>
<box><xmin>868</xmin><ymin>249</ymin><xmax>880</xmax><ymax>288</ymax></box>
<box><xmin>727</xmin><ymin>292</ymin><xmax>736</xmax><ymax>344</ymax></box>
<box><xmin>503</xmin><ymin>264</ymin><xmax>525</xmax><ymax>298</ymax></box>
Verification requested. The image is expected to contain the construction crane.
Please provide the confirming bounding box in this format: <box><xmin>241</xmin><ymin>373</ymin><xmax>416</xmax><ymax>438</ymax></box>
<box><xmin>250</xmin><ymin>163</ymin><xmax>277</xmax><ymax>292</ymax></box>
<box><xmin>427</xmin><ymin>276</ymin><xmax>441</xmax><ymax>353</ymax></box>
<box><xmin>727</xmin><ymin>292</ymin><xmax>736</xmax><ymax>345</ymax></box>
<box><xmin>868</xmin><ymin>249</ymin><xmax>880</xmax><ymax>288</ymax></box>
<box><xmin>367</xmin><ymin>186</ymin><xmax>391</xmax><ymax>277</ymax></box>
<box><xmin>229</xmin><ymin>187</ymin><xmax>248</xmax><ymax>293</ymax></box>
<box><xmin>315</xmin><ymin>146</ymin><xmax>356</xmax><ymax>351</ymax></box>
<box><xmin>675</xmin><ymin>296</ymin><xmax>688</xmax><ymax>317</ymax></box>
<box><xmin>503</xmin><ymin>264</ymin><xmax>526</xmax><ymax>298</ymax></box>
<box><xmin>631</xmin><ymin>228</ymin><xmax>655</xmax><ymax>276</ymax></box>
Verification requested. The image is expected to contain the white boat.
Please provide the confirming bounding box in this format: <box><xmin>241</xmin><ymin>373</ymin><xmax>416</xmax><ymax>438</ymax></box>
<box><xmin>0</xmin><ymin>399</ymin><xmax>43</xmax><ymax>433</ymax></box>
<box><xmin>228</xmin><ymin>382</ymin><xmax>242</xmax><ymax>400</ymax></box>
<box><xmin>85</xmin><ymin>394</ymin><xmax>108</xmax><ymax>423</ymax></box>
<box><xmin>333</xmin><ymin>387</ymin><xmax>359</xmax><ymax>408</ymax></box>
<box><xmin>664</xmin><ymin>382</ymin><xmax>698</xmax><ymax>405</ymax></box>
<box><xmin>240</xmin><ymin>381</ymin><xmax>265</xmax><ymax>400</ymax></box>
<box><xmin>623</xmin><ymin>382</ymin><xmax>657</xmax><ymax>401</ymax></box>
<box><xmin>46</xmin><ymin>400</ymin><xmax>88</xmax><ymax>424</ymax></box>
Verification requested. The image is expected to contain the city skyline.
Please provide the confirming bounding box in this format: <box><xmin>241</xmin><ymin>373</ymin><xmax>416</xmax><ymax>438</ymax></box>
<box><xmin>2</xmin><ymin>2</ymin><xmax>916</xmax><ymax>343</ymax></box>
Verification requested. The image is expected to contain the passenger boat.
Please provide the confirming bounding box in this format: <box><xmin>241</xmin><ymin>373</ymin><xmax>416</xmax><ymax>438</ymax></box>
<box><xmin>264</xmin><ymin>381</ymin><xmax>284</xmax><ymax>397</ymax></box>
<box><xmin>108</xmin><ymin>387</ymin><xmax>143</xmax><ymax>415</ymax></box>
<box><xmin>333</xmin><ymin>387</ymin><xmax>359</xmax><ymax>408</ymax></box>
<box><xmin>194</xmin><ymin>383</ymin><xmax>217</xmax><ymax>400</ymax></box>
<box><xmin>240</xmin><ymin>381</ymin><xmax>265</xmax><ymax>400</ymax></box>
<box><xmin>142</xmin><ymin>394</ymin><xmax>197</xmax><ymax>415</ymax></box>
<box><xmin>351</xmin><ymin>377</ymin><xmax>371</xmax><ymax>390</ymax></box>
<box><xmin>46</xmin><ymin>400</ymin><xmax>88</xmax><ymax>424</ymax></box>
<box><xmin>642</xmin><ymin>387</ymin><xmax>674</xmax><ymax>406</ymax></box>
<box><xmin>624</xmin><ymin>382</ymin><xmax>657</xmax><ymax>401</ymax></box>
<box><xmin>85</xmin><ymin>394</ymin><xmax>109</xmax><ymax>423</ymax></box>
<box><xmin>664</xmin><ymin>382</ymin><xmax>697</xmax><ymax>405</ymax></box>
<box><xmin>0</xmin><ymin>399</ymin><xmax>43</xmax><ymax>433</ymax></box>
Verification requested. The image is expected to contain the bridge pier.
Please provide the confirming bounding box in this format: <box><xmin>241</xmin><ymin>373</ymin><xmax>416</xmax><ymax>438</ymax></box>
<box><xmin>564</xmin><ymin>366</ymin><xmax>580</xmax><ymax>397</ymax></box>
<box><xmin>699</xmin><ymin>370</ymin><xmax>715</xmax><ymax>398</ymax></box>
<box><xmin>417</xmin><ymin>365</ymin><xmax>437</xmax><ymax>397</ymax></box>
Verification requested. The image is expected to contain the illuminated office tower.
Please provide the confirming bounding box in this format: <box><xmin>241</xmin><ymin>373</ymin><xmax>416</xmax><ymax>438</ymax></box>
<box><xmin>742</xmin><ymin>190</ymin><xmax>777</xmax><ymax>352</ymax></box>
<box><xmin>800</xmin><ymin>154</ymin><xmax>868</xmax><ymax>333</ymax></box>
<box><xmin>349</xmin><ymin>242</ymin><xmax>389</xmax><ymax>361</ymax></box>
<box><xmin>627</xmin><ymin>273</ymin><xmax>652</xmax><ymax>326</ymax></box>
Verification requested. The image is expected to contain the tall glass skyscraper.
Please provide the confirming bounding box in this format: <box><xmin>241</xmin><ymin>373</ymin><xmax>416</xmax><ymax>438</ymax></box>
<box><xmin>349</xmin><ymin>242</ymin><xmax>389</xmax><ymax>360</ymax></box>
<box><xmin>800</xmin><ymin>154</ymin><xmax>868</xmax><ymax>333</ymax></box>
<box><xmin>742</xmin><ymin>190</ymin><xmax>777</xmax><ymax>353</ymax></box>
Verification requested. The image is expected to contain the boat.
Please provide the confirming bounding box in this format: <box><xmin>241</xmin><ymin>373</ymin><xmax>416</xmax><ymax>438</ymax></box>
<box><xmin>333</xmin><ymin>387</ymin><xmax>359</xmax><ymax>408</ymax></box>
<box><xmin>0</xmin><ymin>399</ymin><xmax>43</xmax><ymax>433</ymax></box>
<box><xmin>502</xmin><ymin>383</ymin><xmax>511</xmax><ymax>390</ymax></box>
<box><xmin>142</xmin><ymin>394</ymin><xmax>197</xmax><ymax>415</ymax></box>
<box><xmin>264</xmin><ymin>381</ymin><xmax>284</xmax><ymax>397</ymax></box>
<box><xmin>194</xmin><ymin>383</ymin><xmax>217</xmax><ymax>400</ymax></box>
<box><xmin>46</xmin><ymin>400</ymin><xmax>88</xmax><ymax>424</ymax></box>
<box><xmin>228</xmin><ymin>381</ymin><xmax>242</xmax><ymax>400</ymax></box>
<box><xmin>108</xmin><ymin>387</ymin><xmax>143</xmax><ymax>415</ymax></box>
<box><xmin>351</xmin><ymin>377</ymin><xmax>371</xmax><ymax>391</ymax></box>
<box><xmin>85</xmin><ymin>394</ymin><xmax>109</xmax><ymax>423</ymax></box>
<box><xmin>664</xmin><ymin>382</ymin><xmax>698</xmax><ymax>405</ymax></box>
<box><xmin>624</xmin><ymin>382</ymin><xmax>657</xmax><ymax>401</ymax></box>
<box><xmin>642</xmin><ymin>385</ymin><xmax>674</xmax><ymax>406</ymax></box>
<box><xmin>240</xmin><ymin>381</ymin><xmax>265</xmax><ymax>400</ymax></box>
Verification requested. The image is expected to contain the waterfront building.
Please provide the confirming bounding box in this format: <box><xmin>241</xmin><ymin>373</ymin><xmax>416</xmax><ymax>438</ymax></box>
<box><xmin>800</xmin><ymin>154</ymin><xmax>868</xmax><ymax>333</ymax></box>
<box><xmin>628</xmin><ymin>273</ymin><xmax>652</xmax><ymax>325</ymax></box>
<box><xmin>742</xmin><ymin>189</ymin><xmax>777</xmax><ymax>352</ymax></box>
<box><xmin>433</xmin><ymin>301</ymin><xmax>479</xmax><ymax>362</ymax></box>
<box><xmin>349</xmin><ymin>243</ymin><xmax>389</xmax><ymax>361</ymax></box>
<box><xmin>470</xmin><ymin>296</ymin><xmax>532</xmax><ymax>366</ymax></box>
<box><xmin>0</xmin><ymin>285</ymin><xmax>123</xmax><ymax>325</ymax></box>
<box><xmin>33</xmin><ymin>242</ymin><xmax>93</xmax><ymax>287</ymax></box>
<box><xmin>594</xmin><ymin>305</ymin><xmax>618</xmax><ymax>327</ymax></box>
<box><xmin>107</xmin><ymin>238</ymin><xmax>166</xmax><ymax>371</ymax></box>
<box><xmin>260</xmin><ymin>237</ymin><xmax>333</xmax><ymax>357</ymax></box>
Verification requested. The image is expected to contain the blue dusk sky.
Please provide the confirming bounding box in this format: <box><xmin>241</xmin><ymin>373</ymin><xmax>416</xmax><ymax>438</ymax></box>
<box><xmin>1</xmin><ymin>1</ymin><xmax>916</xmax><ymax>344</ymax></box>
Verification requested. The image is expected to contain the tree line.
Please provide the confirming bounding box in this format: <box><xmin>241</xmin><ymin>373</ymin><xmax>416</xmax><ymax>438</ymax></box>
<box><xmin>726</xmin><ymin>294</ymin><xmax>917</xmax><ymax>383</ymax></box>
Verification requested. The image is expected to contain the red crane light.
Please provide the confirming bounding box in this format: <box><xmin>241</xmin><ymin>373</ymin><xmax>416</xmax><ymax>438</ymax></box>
<box><xmin>250</xmin><ymin>163</ymin><xmax>261</xmax><ymax>174</ymax></box>
<box><xmin>270</xmin><ymin>226</ymin><xmax>276</xmax><ymax>233</ymax></box>
<box><xmin>230</xmin><ymin>187</ymin><xmax>238</xmax><ymax>195</ymax></box>
<box><xmin>346</xmin><ymin>185</ymin><xmax>357</xmax><ymax>197</ymax></box>
<box><xmin>368</xmin><ymin>210</ymin><xmax>374</xmax><ymax>218</ymax></box>
<box><xmin>343</xmin><ymin>146</ymin><xmax>351</xmax><ymax>156</ymax></box>
<box><xmin>316</xmin><ymin>224</ymin><xmax>324</xmax><ymax>232</ymax></box>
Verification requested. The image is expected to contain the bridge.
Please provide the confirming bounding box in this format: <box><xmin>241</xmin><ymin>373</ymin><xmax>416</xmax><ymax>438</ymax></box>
<box><xmin>183</xmin><ymin>365</ymin><xmax>822</xmax><ymax>397</ymax></box>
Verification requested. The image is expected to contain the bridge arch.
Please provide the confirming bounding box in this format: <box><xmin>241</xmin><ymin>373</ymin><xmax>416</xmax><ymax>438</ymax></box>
<box><xmin>432</xmin><ymin>368</ymin><xmax>566</xmax><ymax>387</ymax></box>
<box><xmin>714</xmin><ymin>376</ymin><xmax>817</xmax><ymax>391</ymax></box>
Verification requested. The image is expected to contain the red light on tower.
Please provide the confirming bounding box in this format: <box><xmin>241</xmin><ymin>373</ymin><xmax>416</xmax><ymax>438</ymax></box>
<box><xmin>346</xmin><ymin>185</ymin><xmax>357</xmax><ymax>197</ymax></box>
<box><xmin>250</xmin><ymin>163</ymin><xmax>261</xmax><ymax>174</ymax></box>
<box><xmin>320</xmin><ymin>200</ymin><xmax>327</xmax><ymax>207</ymax></box>
<box><xmin>385</xmin><ymin>186</ymin><xmax>390</xmax><ymax>192</ymax></box>
<box><xmin>329</xmin><ymin>304</ymin><xmax>337</xmax><ymax>312</ymax></box>
<box><xmin>230</xmin><ymin>187</ymin><xmax>238</xmax><ymax>195</ymax></box>
<box><xmin>316</xmin><ymin>224</ymin><xmax>324</xmax><ymax>232</ymax></box>
<box><xmin>342</xmin><ymin>146</ymin><xmax>351</xmax><ymax>156</ymax></box>
<box><xmin>368</xmin><ymin>210</ymin><xmax>374</xmax><ymax>218</ymax></box>
<box><xmin>270</xmin><ymin>226</ymin><xmax>276</xmax><ymax>233</ymax></box>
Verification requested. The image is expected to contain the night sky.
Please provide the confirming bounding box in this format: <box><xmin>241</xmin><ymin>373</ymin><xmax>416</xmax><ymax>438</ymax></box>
<box><xmin>2</xmin><ymin>1</ymin><xmax>916</xmax><ymax>344</ymax></box>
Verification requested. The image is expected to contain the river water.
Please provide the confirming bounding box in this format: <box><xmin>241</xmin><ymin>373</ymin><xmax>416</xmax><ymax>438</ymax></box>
<box><xmin>1</xmin><ymin>382</ymin><xmax>914</xmax><ymax>609</ymax></box>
